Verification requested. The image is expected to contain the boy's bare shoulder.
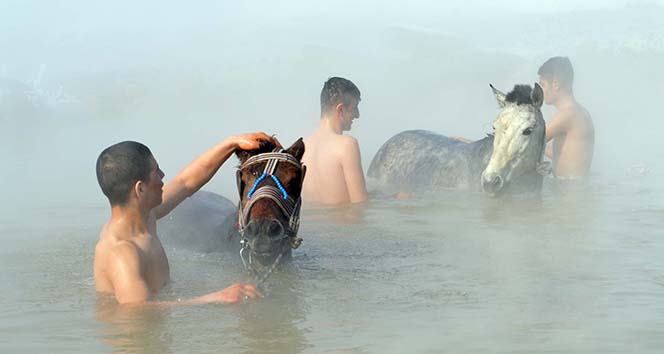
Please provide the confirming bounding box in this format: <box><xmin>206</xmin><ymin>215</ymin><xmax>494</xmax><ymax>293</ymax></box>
<box><xmin>335</xmin><ymin>134</ymin><xmax>359</xmax><ymax>147</ymax></box>
<box><xmin>96</xmin><ymin>229</ymin><xmax>141</xmax><ymax>267</ymax></box>
<box><xmin>565</xmin><ymin>103</ymin><xmax>591</xmax><ymax>120</ymax></box>
<box><xmin>103</xmin><ymin>240</ymin><xmax>143</xmax><ymax>281</ymax></box>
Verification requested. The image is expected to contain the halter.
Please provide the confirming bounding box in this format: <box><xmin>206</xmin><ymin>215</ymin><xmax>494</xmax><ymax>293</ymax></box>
<box><xmin>236</xmin><ymin>149</ymin><xmax>305</xmax><ymax>273</ymax></box>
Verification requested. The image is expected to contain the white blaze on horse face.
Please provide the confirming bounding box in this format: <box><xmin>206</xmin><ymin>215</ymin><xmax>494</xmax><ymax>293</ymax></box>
<box><xmin>483</xmin><ymin>104</ymin><xmax>545</xmax><ymax>189</ymax></box>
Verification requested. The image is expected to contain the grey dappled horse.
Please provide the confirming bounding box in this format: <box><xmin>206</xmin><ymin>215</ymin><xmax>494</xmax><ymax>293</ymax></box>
<box><xmin>368</xmin><ymin>84</ymin><xmax>549</xmax><ymax>197</ymax></box>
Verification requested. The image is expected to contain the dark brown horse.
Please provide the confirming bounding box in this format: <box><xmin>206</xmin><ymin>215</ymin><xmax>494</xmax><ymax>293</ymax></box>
<box><xmin>234</xmin><ymin>138</ymin><xmax>306</xmax><ymax>275</ymax></box>
<box><xmin>157</xmin><ymin>138</ymin><xmax>306</xmax><ymax>278</ymax></box>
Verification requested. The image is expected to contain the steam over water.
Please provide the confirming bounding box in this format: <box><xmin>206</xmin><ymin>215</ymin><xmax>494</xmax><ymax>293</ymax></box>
<box><xmin>2</xmin><ymin>1</ymin><xmax>664</xmax><ymax>353</ymax></box>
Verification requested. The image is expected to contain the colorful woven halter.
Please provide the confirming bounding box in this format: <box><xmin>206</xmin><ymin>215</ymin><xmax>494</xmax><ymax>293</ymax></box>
<box><xmin>236</xmin><ymin>149</ymin><xmax>304</xmax><ymax>239</ymax></box>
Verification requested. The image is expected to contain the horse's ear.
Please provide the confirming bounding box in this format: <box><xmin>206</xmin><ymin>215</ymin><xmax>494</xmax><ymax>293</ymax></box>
<box><xmin>490</xmin><ymin>84</ymin><xmax>507</xmax><ymax>108</ymax></box>
<box><xmin>235</xmin><ymin>150</ymin><xmax>252</xmax><ymax>164</ymax></box>
<box><xmin>286</xmin><ymin>137</ymin><xmax>306</xmax><ymax>161</ymax></box>
<box><xmin>531</xmin><ymin>82</ymin><xmax>544</xmax><ymax>108</ymax></box>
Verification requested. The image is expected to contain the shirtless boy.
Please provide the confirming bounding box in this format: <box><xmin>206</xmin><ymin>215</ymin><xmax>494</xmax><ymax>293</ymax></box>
<box><xmin>538</xmin><ymin>56</ymin><xmax>595</xmax><ymax>179</ymax></box>
<box><xmin>94</xmin><ymin>133</ymin><xmax>278</xmax><ymax>305</ymax></box>
<box><xmin>452</xmin><ymin>57</ymin><xmax>594</xmax><ymax>179</ymax></box>
<box><xmin>302</xmin><ymin>77</ymin><xmax>368</xmax><ymax>205</ymax></box>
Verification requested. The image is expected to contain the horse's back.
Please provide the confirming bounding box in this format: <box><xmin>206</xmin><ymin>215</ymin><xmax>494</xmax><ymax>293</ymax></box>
<box><xmin>368</xmin><ymin>130</ymin><xmax>470</xmax><ymax>191</ymax></box>
<box><xmin>158</xmin><ymin>190</ymin><xmax>239</xmax><ymax>253</ymax></box>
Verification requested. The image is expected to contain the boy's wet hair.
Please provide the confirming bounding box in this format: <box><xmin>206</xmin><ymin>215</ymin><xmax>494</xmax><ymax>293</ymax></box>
<box><xmin>538</xmin><ymin>56</ymin><xmax>574</xmax><ymax>90</ymax></box>
<box><xmin>320</xmin><ymin>77</ymin><xmax>361</xmax><ymax>116</ymax></box>
<box><xmin>96</xmin><ymin>141</ymin><xmax>153</xmax><ymax>205</ymax></box>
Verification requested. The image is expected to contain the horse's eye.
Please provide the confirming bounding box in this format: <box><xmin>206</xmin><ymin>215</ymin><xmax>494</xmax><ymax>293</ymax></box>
<box><xmin>522</xmin><ymin>128</ymin><xmax>533</xmax><ymax>136</ymax></box>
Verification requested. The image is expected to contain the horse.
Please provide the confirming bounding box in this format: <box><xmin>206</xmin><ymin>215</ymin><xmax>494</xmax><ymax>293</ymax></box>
<box><xmin>158</xmin><ymin>138</ymin><xmax>306</xmax><ymax>278</ymax></box>
<box><xmin>234</xmin><ymin>138</ymin><xmax>306</xmax><ymax>276</ymax></box>
<box><xmin>367</xmin><ymin>83</ymin><xmax>549</xmax><ymax>197</ymax></box>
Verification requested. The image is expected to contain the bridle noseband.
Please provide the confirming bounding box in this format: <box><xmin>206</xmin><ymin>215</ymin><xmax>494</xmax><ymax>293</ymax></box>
<box><xmin>236</xmin><ymin>149</ymin><xmax>305</xmax><ymax>275</ymax></box>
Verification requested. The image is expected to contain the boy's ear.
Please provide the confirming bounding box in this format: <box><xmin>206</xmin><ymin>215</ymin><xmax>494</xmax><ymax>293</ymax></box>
<box><xmin>552</xmin><ymin>79</ymin><xmax>561</xmax><ymax>90</ymax></box>
<box><xmin>335</xmin><ymin>102</ymin><xmax>344</xmax><ymax>116</ymax></box>
<box><xmin>134</xmin><ymin>180</ymin><xmax>143</xmax><ymax>198</ymax></box>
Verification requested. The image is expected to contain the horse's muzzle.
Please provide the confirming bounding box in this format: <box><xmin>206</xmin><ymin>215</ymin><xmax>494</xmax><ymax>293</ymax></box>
<box><xmin>481</xmin><ymin>173</ymin><xmax>504</xmax><ymax>196</ymax></box>
<box><xmin>244</xmin><ymin>218</ymin><xmax>289</xmax><ymax>262</ymax></box>
<box><xmin>244</xmin><ymin>218</ymin><xmax>285</xmax><ymax>241</ymax></box>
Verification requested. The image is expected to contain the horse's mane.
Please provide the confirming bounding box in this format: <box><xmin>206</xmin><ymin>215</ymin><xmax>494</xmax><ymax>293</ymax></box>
<box><xmin>505</xmin><ymin>85</ymin><xmax>533</xmax><ymax>105</ymax></box>
<box><xmin>253</xmin><ymin>140</ymin><xmax>278</xmax><ymax>154</ymax></box>
<box><xmin>235</xmin><ymin>140</ymin><xmax>278</xmax><ymax>166</ymax></box>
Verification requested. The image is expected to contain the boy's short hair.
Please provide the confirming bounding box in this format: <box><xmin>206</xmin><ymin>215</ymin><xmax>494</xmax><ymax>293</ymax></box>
<box><xmin>320</xmin><ymin>77</ymin><xmax>361</xmax><ymax>116</ymax></box>
<box><xmin>96</xmin><ymin>141</ymin><xmax>153</xmax><ymax>205</ymax></box>
<box><xmin>538</xmin><ymin>56</ymin><xmax>574</xmax><ymax>90</ymax></box>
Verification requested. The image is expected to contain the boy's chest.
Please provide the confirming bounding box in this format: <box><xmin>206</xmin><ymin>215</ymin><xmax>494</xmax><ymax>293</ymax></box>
<box><xmin>139</xmin><ymin>236</ymin><xmax>171</xmax><ymax>291</ymax></box>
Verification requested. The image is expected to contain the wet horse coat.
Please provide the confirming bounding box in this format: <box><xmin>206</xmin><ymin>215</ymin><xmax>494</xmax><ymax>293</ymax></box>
<box><xmin>158</xmin><ymin>139</ymin><xmax>306</xmax><ymax>274</ymax></box>
<box><xmin>368</xmin><ymin>84</ymin><xmax>548</xmax><ymax>196</ymax></box>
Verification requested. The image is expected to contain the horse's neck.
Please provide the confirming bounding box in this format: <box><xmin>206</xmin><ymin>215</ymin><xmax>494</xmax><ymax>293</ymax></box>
<box><xmin>467</xmin><ymin>135</ymin><xmax>494</xmax><ymax>176</ymax></box>
<box><xmin>469</xmin><ymin>134</ymin><xmax>494</xmax><ymax>154</ymax></box>
<box><xmin>509</xmin><ymin>169</ymin><xmax>544</xmax><ymax>195</ymax></box>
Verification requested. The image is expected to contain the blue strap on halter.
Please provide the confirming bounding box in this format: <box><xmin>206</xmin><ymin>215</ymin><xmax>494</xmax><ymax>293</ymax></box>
<box><xmin>247</xmin><ymin>173</ymin><xmax>267</xmax><ymax>199</ymax></box>
<box><xmin>247</xmin><ymin>172</ymin><xmax>289</xmax><ymax>200</ymax></box>
<box><xmin>270</xmin><ymin>175</ymin><xmax>289</xmax><ymax>200</ymax></box>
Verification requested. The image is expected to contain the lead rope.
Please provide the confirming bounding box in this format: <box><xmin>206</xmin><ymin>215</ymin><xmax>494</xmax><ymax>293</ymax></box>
<box><xmin>255</xmin><ymin>251</ymin><xmax>284</xmax><ymax>290</ymax></box>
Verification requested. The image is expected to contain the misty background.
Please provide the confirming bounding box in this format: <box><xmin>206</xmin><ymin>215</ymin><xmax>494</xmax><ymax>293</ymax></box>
<box><xmin>1</xmin><ymin>0</ymin><xmax>663</xmax><ymax>213</ymax></box>
<box><xmin>2</xmin><ymin>2</ymin><xmax>664</xmax><ymax>353</ymax></box>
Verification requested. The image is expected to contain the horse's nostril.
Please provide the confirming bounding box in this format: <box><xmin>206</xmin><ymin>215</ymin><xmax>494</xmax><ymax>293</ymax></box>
<box><xmin>492</xmin><ymin>176</ymin><xmax>503</xmax><ymax>188</ymax></box>
<box><xmin>267</xmin><ymin>220</ymin><xmax>285</xmax><ymax>238</ymax></box>
<box><xmin>245</xmin><ymin>221</ymin><xmax>259</xmax><ymax>237</ymax></box>
<box><xmin>482</xmin><ymin>174</ymin><xmax>504</xmax><ymax>193</ymax></box>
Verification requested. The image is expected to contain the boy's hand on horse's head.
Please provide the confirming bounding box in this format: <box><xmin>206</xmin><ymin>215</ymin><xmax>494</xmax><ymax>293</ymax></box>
<box><xmin>270</xmin><ymin>134</ymin><xmax>283</xmax><ymax>149</ymax></box>
<box><xmin>231</xmin><ymin>132</ymin><xmax>280</xmax><ymax>151</ymax></box>
<box><xmin>450</xmin><ymin>136</ymin><xmax>472</xmax><ymax>144</ymax></box>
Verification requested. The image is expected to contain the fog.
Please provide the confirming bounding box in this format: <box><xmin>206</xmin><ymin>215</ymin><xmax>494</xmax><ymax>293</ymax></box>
<box><xmin>3</xmin><ymin>2</ymin><xmax>664</xmax><ymax>352</ymax></box>
<box><xmin>2</xmin><ymin>0</ymin><xmax>663</xmax><ymax>209</ymax></box>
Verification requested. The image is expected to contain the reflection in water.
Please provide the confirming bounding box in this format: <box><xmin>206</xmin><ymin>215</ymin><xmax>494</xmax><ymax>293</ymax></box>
<box><xmin>303</xmin><ymin>202</ymin><xmax>368</xmax><ymax>225</ymax></box>
<box><xmin>479</xmin><ymin>177</ymin><xmax>600</xmax><ymax>235</ymax></box>
<box><xmin>95</xmin><ymin>295</ymin><xmax>173</xmax><ymax>354</ymax></box>
<box><xmin>6</xmin><ymin>173</ymin><xmax>663</xmax><ymax>353</ymax></box>
<box><xmin>235</xmin><ymin>269</ymin><xmax>310</xmax><ymax>354</ymax></box>
<box><xmin>93</xmin><ymin>265</ymin><xmax>311</xmax><ymax>353</ymax></box>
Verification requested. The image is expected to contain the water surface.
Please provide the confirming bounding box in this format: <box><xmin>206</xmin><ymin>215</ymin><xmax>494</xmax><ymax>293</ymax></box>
<box><xmin>2</xmin><ymin>172</ymin><xmax>663</xmax><ymax>353</ymax></box>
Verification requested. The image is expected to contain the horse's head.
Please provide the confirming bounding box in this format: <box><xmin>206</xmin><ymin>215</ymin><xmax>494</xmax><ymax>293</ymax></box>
<box><xmin>482</xmin><ymin>83</ymin><xmax>547</xmax><ymax>197</ymax></box>
<box><xmin>235</xmin><ymin>138</ymin><xmax>306</xmax><ymax>273</ymax></box>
